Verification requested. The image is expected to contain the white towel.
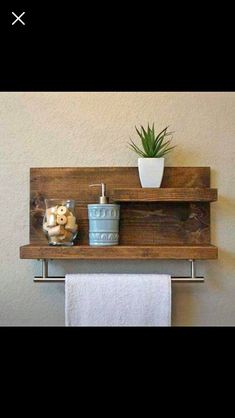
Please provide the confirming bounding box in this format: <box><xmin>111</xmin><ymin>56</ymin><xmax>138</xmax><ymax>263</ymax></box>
<box><xmin>65</xmin><ymin>274</ymin><xmax>171</xmax><ymax>326</ymax></box>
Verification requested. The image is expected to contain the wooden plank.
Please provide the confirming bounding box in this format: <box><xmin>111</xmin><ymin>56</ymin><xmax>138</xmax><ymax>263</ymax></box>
<box><xmin>110</xmin><ymin>188</ymin><xmax>217</xmax><ymax>202</ymax></box>
<box><xmin>161</xmin><ymin>167</ymin><xmax>210</xmax><ymax>187</ymax></box>
<box><xmin>119</xmin><ymin>202</ymin><xmax>210</xmax><ymax>245</ymax></box>
<box><xmin>20</xmin><ymin>244</ymin><xmax>218</xmax><ymax>260</ymax></box>
<box><xmin>29</xmin><ymin>167</ymin><xmax>213</xmax><ymax>246</ymax></box>
<box><xmin>30</xmin><ymin>167</ymin><xmax>210</xmax><ymax>192</ymax></box>
<box><xmin>30</xmin><ymin>202</ymin><xmax>211</xmax><ymax>245</ymax></box>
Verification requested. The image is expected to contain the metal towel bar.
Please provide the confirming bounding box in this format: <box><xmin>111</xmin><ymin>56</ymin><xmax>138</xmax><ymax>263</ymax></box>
<box><xmin>34</xmin><ymin>259</ymin><xmax>204</xmax><ymax>283</ymax></box>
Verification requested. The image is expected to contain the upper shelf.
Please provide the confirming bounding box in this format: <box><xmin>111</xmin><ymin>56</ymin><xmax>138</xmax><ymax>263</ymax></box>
<box><xmin>110</xmin><ymin>188</ymin><xmax>218</xmax><ymax>202</ymax></box>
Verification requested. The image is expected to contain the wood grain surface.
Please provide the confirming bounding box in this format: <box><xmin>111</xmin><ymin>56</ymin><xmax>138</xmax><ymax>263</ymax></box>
<box><xmin>20</xmin><ymin>244</ymin><xmax>218</xmax><ymax>260</ymax></box>
<box><xmin>26</xmin><ymin>167</ymin><xmax>216</xmax><ymax>252</ymax></box>
<box><xmin>110</xmin><ymin>187</ymin><xmax>217</xmax><ymax>202</ymax></box>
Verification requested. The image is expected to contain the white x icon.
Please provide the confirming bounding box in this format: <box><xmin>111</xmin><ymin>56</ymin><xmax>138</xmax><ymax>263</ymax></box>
<box><xmin>12</xmin><ymin>11</ymin><xmax>25</xmax><ymax>26</ymax></box>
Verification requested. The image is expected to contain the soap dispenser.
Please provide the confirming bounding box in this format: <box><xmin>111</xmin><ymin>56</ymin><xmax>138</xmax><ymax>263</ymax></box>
<box><xmin>88</xmin><ymin>183</ymin><xmax>120</xmax><ymax>246</ymax></box>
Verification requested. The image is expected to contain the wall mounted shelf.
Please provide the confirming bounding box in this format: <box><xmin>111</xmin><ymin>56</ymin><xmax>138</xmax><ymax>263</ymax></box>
<box><xmin>19</xmin><ymin>167</ymin><xmax>218</xmax><ymax>283</ymax></box>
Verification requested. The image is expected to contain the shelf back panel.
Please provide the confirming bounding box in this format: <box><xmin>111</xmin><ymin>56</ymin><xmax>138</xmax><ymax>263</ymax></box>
<box><xmin>29</xmin><ymin>167</ymin><xmax>211</xmax><ymax>245</ymax></box>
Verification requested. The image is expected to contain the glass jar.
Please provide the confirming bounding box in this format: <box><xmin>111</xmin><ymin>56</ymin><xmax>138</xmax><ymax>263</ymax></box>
<box><xmin>43</xmin><ymin>199</ymin><xmax>78</xmax><ymax>246</ymax></box>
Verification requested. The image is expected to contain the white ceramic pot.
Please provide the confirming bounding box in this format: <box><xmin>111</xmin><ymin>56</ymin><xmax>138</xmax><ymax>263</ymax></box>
<box><xmin>138</xmin><ymin>158</ymin><xmax>165</xmax><ymax>188</ymax></box>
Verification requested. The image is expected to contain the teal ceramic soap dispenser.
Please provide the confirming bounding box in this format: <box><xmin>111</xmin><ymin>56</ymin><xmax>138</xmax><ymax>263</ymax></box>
<box><xmin>88</xmin><ymin>183</ymin><xmax>120</xmax><ymax>246</ymax></box>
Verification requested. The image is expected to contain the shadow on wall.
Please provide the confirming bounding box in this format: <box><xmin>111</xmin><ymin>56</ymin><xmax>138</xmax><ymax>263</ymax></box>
<box><xmin>208</xmin><ymin>248</ymin><xmax>235</xmax><ymax>288</ymax></box>
<box><xmin>210</xmin><ymin>169</ymin><xmax>235</xmax><ymax>242</ymax></box>
<box><xmin>214</xmin><ymin>195</ymin><xmax>235</xmax><ymax>217</ymax></box>
<box><xmin>210</xmin><ymin>168</ymin><xmax>235</xmax><ymax>285</ymax></box>
<box><xmin>171</xmin><ymin>284</ymin><xmax>200</xmax><ymax>326</ymax></box>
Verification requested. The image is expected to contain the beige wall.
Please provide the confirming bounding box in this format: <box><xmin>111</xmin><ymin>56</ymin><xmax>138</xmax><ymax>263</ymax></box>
<box><xmin>0</xmin><ymin>92</ymin><xmax>234</xmax><ymax>326</ymax></box>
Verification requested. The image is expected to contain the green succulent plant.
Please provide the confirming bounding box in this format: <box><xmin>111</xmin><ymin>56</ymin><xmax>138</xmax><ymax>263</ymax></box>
<box><xmin>128</xmin><ymin>123</ymin><xmax>175</xmax><ymax>158</ymax></box>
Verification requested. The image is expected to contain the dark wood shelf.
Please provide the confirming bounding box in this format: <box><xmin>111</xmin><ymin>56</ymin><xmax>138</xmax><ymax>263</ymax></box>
<box><xmin>110</xmin><ymin>188</ymin><xmax>218</xmax><ymax>202</ymax></box>
<box><xmin>20</xmin><ymin>244</ymin><xmax>218</xmax><ymax>260</ymax></box>
<box><xmin>20</xmin><ymin>167</ymin><xmax>218</xmax><ymax>263</ymax></box>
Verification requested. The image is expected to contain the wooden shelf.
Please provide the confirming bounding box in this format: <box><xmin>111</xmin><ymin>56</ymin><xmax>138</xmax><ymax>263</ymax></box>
<box><xmin>20</xmin><ymin>167</ymin><xmax>218</xmax><ymax>263</ymax></box>
<box><xmin>110</xmin><ymin>188</ymin><xmax>217</xmax><ymax>202</ymax></box>
<box><xmin>20</xmin><ymin>244</ymin><xmax>218</xmax><ymax>260</ymax></box>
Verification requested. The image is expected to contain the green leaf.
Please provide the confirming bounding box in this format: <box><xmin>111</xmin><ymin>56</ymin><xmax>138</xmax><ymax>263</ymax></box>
<box><xmin>157</xmin><ymin>139</ymin><xmax>172</xmax><ymax>151</ymax></box>
<box><xmin>157</xmin><ymin>146</ymin><xmax>176</xmax><ymax>158</ymax></box>
<box><xmin>155</xmin><ymin>126</ymin><xmax>169</xmax><ymax>142</ymax></box>
<box><xmin>128</xmin><ymin>140</ymin><xmax>146</xmax><ymax>157</ymax></box>
<box><xmin>141</xmin><ymin>125</ymin><xmax>148</xmax><ymax>139</ymax></box>
<box><xmin>154</xmin><ymin>133</ymin><xmax>168</xmax><ymax>155</ymax></box>
<box><xmin>142</xmin><ymin>126</ymin><xmax>153</xmax><ymax>153</ymax></box>
<box><xmin>147</xmin><ymin>123</ymin><xmax>151</xmax><ymax>138</ymax></box>
<box><xmin>135</xmin><ymin>126</ymin><xmax>144</xmax><ymax>140</ymax></box>
<box><xmin>134</xmin><ymin>128</ymin><xmax>150</xmax><ymax>155</ymax></box>
<box><xmin>128</xmin><ymin>145</ymin><xmax>145</xmax><ymax>158</ymax></box>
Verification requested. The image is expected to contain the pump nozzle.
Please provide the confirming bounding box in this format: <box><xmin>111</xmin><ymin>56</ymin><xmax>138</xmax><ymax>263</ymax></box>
<box><xmin>89</xmin><ymin>183</ymin><xmax>109</xmax><ymax>204</ymax></box>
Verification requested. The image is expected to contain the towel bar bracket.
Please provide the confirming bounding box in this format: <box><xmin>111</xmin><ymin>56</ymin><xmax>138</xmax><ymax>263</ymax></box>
<box><xmin>33</xmin><ymin>259</ymin><xmax>205</xmax><ymax>283</ymax></box>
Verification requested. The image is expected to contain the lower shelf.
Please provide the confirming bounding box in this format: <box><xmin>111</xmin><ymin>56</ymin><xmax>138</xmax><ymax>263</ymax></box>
<box><xmin>20</xmin><ymin>244</ymin><xmax>218</xmax><ymax>260</ymax></box>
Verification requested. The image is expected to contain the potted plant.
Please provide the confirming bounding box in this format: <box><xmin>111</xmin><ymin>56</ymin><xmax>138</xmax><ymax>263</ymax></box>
<box><xmin>128</xmin><ymin>123</ymin><xmax>175</xmax><ymax>188</ymax></box>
